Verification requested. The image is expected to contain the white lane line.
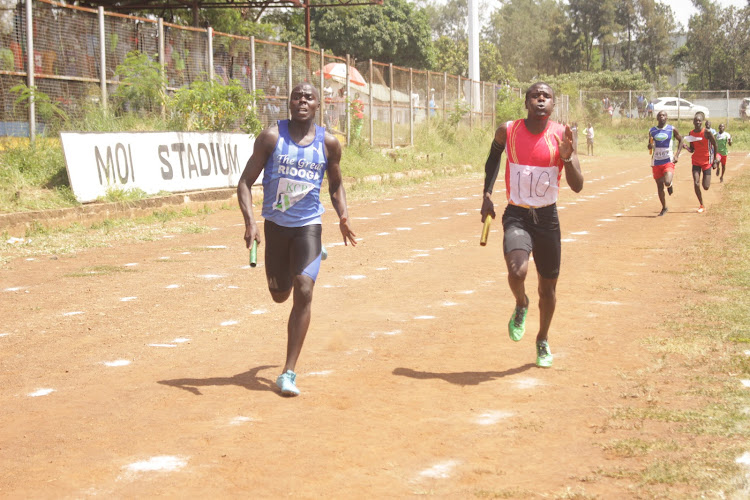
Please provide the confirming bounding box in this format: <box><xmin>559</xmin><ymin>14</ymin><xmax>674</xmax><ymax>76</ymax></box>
<box><xmin>63</xmin><ymin>311</ymin><xmax>84</xmax><ymax>316</ymax></box>
<box><xmin>475</xmin><ymin>410</ymin><xmax>514</xmax><ymax>425</ymax></box>
<box><xmin>206</xmin><ymin>245</ymin><xmax>227</xmax><ymax>249</ymax></box>
<box><xmin>125</xmin><ymin>456</ymin><xmax>187</xmax><ymax>473</ymax></box>
<box><xmin>198</xmin><ymin>274</ymin><xmax>225</xmax><ymax>279</ymax></box>
<box><xmin>120</xmin><ymin>296</ymin><xmax>137</xmax><ymax>302</ymax></box>
<box><xmin>414</xmin><ymin>315</ymin><xmax>436</xmax><ymax>320</ymax></box>
<box><xmin>230</xmin><ymin>416</ymin><xmax>254</xmax><ymax>425</ymax></box>
<box><xmin>514</xmin><ymin>377</ymin><xmax>542</xmax><ymax>389</ymax></box>
<box><xmin>172</xmin><ymin>338</ymin><xmax>190</xmax><ymax>343</ymax></box>
<box><xmin>221</xmin><ymin>320</ymin><xmax>239</xmax><ymax>326</ymax></box>
<box><xmin>307</xmin><ymin>370</ymin><xmax>333</xmax><ymax>376</ymax></box>
<box><xmin>418</xmin><ymin>460</ymin><xmax>460</xmax><ymax>479</ymax></box>
<box><xmin>370</xmin><ymin>330</ymin><xmax>402</xmax><ymax>338</ymax></box>
<box><xmin>149</xmin><ymin>344</ymin><xmax>177</xmax><ymax>348</ymax></box>
<box><xmin>28</xmin><ymin>388</ymin><xmax>55</xmax><ymax>397</ymax></box>
<box><xmin>251</xmin><ymin>309</ymin><xmax>267</xmax><ymax>315</ymax></box>
<box><xmin>102</xmin><ymin>360</ymin><xmax>131</xmax><ymax>367</ymax></box>
<box><xmin>166</xmin><ymin>284</ymin><xmax>180</xmax><ymax>289</ymax></box>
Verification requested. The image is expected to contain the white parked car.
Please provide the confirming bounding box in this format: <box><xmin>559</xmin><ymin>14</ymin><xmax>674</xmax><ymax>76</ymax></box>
<box><xmin>652</xmin><ymin>97</ymin><xmax>709</xmax><ymax>119</ymax></box>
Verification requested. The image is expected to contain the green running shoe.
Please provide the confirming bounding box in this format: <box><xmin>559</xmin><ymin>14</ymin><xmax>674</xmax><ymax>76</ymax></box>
<box><xmin>276</xmin><ymin>370</ymin><xmax>300</xmax><ymax>397</ymax></box>
<box><xmin>536</xmin><ymin>340</ymin><xmax>553</xmax><ymax>368</ymax></box>
<box><xmin>508</xmin><ymin>295</ymin><xmax>529</xmax><ymax>342</ymax></box>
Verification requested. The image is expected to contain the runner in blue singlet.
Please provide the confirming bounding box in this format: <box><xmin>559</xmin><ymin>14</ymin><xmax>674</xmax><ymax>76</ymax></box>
<box><xmin>237</xmin><ymin>82</ymin><xmax>357</xmax><ymax>397</ymax></box>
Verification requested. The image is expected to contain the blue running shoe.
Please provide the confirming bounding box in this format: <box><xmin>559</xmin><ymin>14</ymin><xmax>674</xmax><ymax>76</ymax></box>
<box><xmin>276</xmin><ymin>370</ymin><xmax>300</xmax><ymax>396</ymax></box>
<box><xmin>508</xmin><ymin>295</ymin><xmax>529</xmax><ymax>342</ymax></box>
<box><xmin>536</xmin><ymin>340</ymin><xmax>553</xmax><ymax>368</ymax></box>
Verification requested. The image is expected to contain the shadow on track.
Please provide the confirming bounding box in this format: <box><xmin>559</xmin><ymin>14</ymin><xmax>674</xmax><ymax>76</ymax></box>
<box><xmin>158</xmin><ymin>364</ymin><xmax>278</xmax><ymax>395</ymax></box>
<box><xmin>392</xmin><ymin>364</ymin><xmax>535</xmax><ymax>386</ymax></box>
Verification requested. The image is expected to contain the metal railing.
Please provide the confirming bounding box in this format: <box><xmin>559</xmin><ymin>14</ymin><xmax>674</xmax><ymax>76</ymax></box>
<box><xmin>0</xmin><ymin>0</ymin><xmax>505</xmax><ymax>145</ymax></box>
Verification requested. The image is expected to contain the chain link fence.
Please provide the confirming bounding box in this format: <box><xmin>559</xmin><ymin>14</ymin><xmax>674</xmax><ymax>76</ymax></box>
<box><xmin>579</xmin><ymin>90</ymin><xmax>750</xmax><ymax>124</ymax></box>
<box><xmin>1</xmin><ymin>0</ymin><xmax>517</xmax><ymax>146</ymax></box>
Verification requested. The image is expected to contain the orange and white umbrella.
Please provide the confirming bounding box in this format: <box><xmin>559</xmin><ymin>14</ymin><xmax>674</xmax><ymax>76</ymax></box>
<box><xmin>318</xmin><ymin>63</ymin><xmax>367</xmax><ymax>87</ymax></box>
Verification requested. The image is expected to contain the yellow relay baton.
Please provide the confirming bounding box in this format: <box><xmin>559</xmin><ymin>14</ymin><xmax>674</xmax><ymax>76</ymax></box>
<box><xmin>480</xmin><ymin>216</ymin><xmax>492</xmax><ymax>246</ymax></box>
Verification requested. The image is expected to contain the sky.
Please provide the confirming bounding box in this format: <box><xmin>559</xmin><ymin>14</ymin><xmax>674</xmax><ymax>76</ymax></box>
<box><xmin>658</xmin><ymin>0</ymin><xmax>748</xmax><ymax>31</ymax></box>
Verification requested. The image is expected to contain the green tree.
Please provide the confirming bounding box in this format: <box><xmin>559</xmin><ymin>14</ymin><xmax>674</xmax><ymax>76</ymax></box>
<box><xmin>432</xmin><ymin>36</ymin><xmax>467</xmax><ymax>77</ymax></box>
<box><xmin>568</xmin><ymin>0</ymin><xmax>616</xmax><ymax>71</ymax></box>
<box><xmin>635</xmin><ymin>0</ymin><xmax>676</xmax><ymax>84</ymax></box>
<box><xmin>311</xmin><ymin>0</ymin><xmax>435</xmax><ymax>68</ymax></box>
<box><xmin>483</xmin><ymin>0</ymin><xmax>562</xmax><ymax>81</ymax></box>
<box><xmin>710</xmin><ymin>6</ymin><xmax>750</xmax><ymax>89</ymax></box>
<box><xmin>684</xmin><ymin>0</ymin><xmax>723</xmax><ymax>89</ymax></box>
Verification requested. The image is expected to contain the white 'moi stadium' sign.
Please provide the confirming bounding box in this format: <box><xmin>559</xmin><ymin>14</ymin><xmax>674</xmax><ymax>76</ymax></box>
<box><xmin>60</xmin><ymin>132</ymin><xmax>257</xmax><ymax>203</ymax></box>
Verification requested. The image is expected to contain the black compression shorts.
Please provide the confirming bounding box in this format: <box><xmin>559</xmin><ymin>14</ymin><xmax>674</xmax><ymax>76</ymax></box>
<box><xmin>502</xmin><ymin>203</ymin><xmax>561</xmax><ymax>279</ymax></box>
<box><xmin>263</xmin><ymin>220</ymin><xmax>323</xmax><ymax>292</ymax></box>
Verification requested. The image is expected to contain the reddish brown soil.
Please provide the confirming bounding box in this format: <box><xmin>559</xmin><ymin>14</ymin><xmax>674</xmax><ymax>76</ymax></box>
<box><xmin>1</xmin><ymin>153</ymin><xmax>747</xmax><ymax>498</ymax></box>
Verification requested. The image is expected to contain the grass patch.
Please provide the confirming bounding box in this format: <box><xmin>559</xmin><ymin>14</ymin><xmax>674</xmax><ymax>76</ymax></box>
<box><xmin>602</xmin><ymin>438</ymin><xmax>679</xmax><ymax>458</ymax></box>
<box><xmin>602</xmin><ymin>167</ymin><xmax>750</xmax><ymax>496</ymax></box>
<box><xmin>66</xmin><ymin>264</ymin><xmax>139</xmax><ymax>278</ymax></box>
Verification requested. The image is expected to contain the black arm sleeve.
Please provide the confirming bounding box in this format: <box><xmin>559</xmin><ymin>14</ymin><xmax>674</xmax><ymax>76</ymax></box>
<box><xmin>483</xmin><ymin>139</ymin><xmax>505</xmax><ymax>195</ymax></box>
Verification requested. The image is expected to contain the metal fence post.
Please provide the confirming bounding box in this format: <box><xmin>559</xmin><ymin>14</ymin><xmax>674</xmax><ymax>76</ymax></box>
<box><xmin>726</xmin><ymin>90</ymin><xmax>730</xmax><ymax>119</ymax></box>
<box><xmin>318</xmin><ymin>49</ymin><xmax>324</xmax><ymax>129</ymax></box>
<box><xmin>466</xmin><ymin>80</ymin><xmax>474</xmax><ymax>130</ymax></box>
<box><xmin>207</xmin><ymin>27</ymin><xmax>214</xmax><ymax>82</ymax></box>
<box><xmin>345</xmin><ymin>54</ymin><xmax>351</xmax><ymax>145</ymax></box>
<box><xmin>99</xmin><ymin>7</ymin><xmax>108</xmax><ymax>111</ymax></box>
<box><xmin>158</xmin><ymin>18</ymin><xmax>165</xmax><ymax>118</ymax></box>
<box><xmin>481</xmin><ymin>82</ymin><xmax>484</xmax><ymax>127</ymax></box>
<box><xmin>409</xmin><ymin>68</ymin><xmax>413</xmax><ymax>146</ymax></box>
<box><xmin>579</xmin><ymin>89</ymin><xmax>583</xmax><ymax>114</ymax></box>
<box><xmin>287</xmin><ymin>42</ymin><xmax>293</xmax><ymax>118</ymax></box>
<box><xmin>492</xmin><ymin>83</ymin><xmax>496</xmax><ymax>130</ymax></box>
<box><xmin>250</xmin><ymin>36</ymin><xmax>256</xmax><ymax>95</ymax></box>
<box><xmin>368</xmin><ymin>59</ymin><xmax>373</xmax><ymax>147</ymax></box>
<box><xmin>426</xmin><ymin>71</ymin><xmax>430</xmax><ymax>128</ymax></box>
<box><xmin>628</xmin><ymin>90</ymin><xmax>632</xmax><ymax>120</ymax></box>
<box><xmin>443</xmin><ymin>72</ymin><xmax>447</xmax><ymax>119</ymax></box>
<box><xmin>389</xmin><ymin>63</ymin><xmax>394</xmax><ymax>149</ymax></box>
<box><xmin>26</xmin><ymin>0</ymin><xmax>35</xmax><ymax>141</ymax></box>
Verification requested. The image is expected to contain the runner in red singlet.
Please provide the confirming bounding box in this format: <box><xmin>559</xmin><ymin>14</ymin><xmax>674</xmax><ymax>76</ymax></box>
<box><xmin>480</xmin><ymin>82</ymin><xmax>584</xmax><ymax>368</ymax></box>
<box><xmin>685</xmin><ymin>111</ymin><xmax>718</xmax><ymax>213</ymax></box>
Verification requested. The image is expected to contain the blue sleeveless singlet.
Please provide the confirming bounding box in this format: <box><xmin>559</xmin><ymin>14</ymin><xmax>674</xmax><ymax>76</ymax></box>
<box><xmin>261</xmin><ymin>120</ymin><xmax>328</xmax><ymax>227</ymax></box>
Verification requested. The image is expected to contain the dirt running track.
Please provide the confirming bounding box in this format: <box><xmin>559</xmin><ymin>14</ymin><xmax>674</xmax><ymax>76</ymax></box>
<box><xmin>1</xmin><ymin>153</ymin><xmax>748</xmax><ymax>498</ymax></box>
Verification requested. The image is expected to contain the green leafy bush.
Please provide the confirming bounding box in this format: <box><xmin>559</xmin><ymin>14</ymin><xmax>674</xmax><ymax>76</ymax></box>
<box><xmin>112</xmin><ymin>51</ymin><xmax>166</xmax><ymax>115</ymax></box>
<box><xmin>9</xmin><ymin>84</ymin><xmax>68</xmax><ymax>133</ymax></box>
<box><xmin>169</xmin><ymin>78</ymin><xmax>263</xmax><ymax>135</ymax></box>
